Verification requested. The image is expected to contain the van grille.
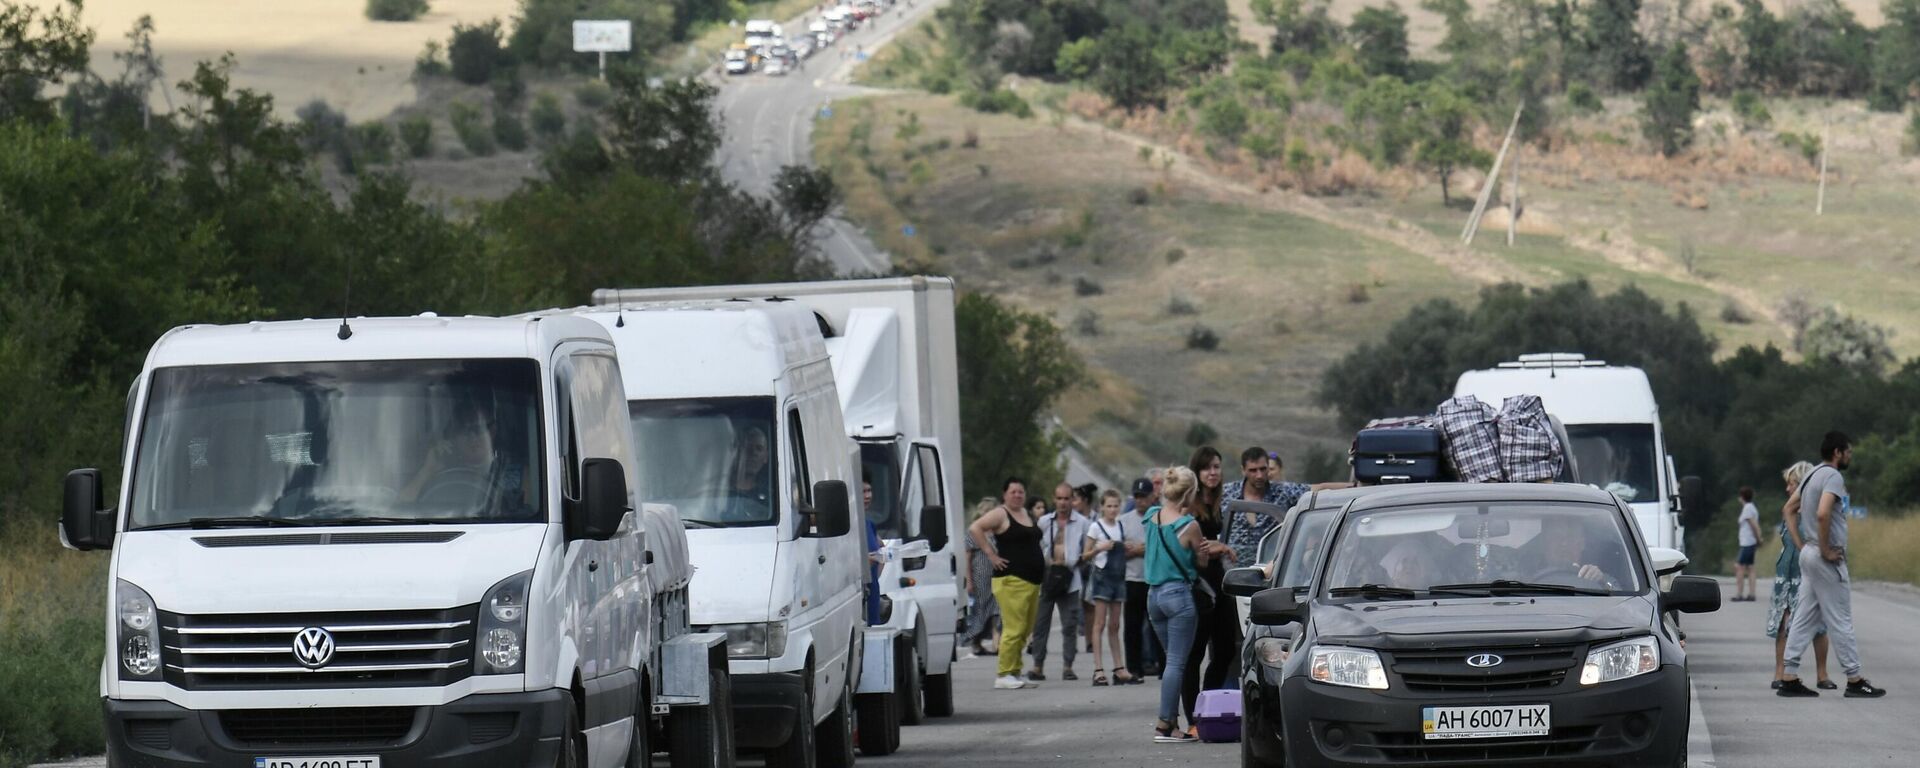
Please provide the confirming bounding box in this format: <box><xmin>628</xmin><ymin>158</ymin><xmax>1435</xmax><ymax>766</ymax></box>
<box><xmin>1388</xmin><ymin>643</ymin><xmax>1581</xmax><ymax>693</ymax></box>
<box><xmin>161</xmin><ymin>606</ymin><xmax>475</xmax><ymax>690</ymax></box>
<box><xmin>219</xmin><ymin>707</ymin><xmax>417</xmax><ymax>747</ymax></box>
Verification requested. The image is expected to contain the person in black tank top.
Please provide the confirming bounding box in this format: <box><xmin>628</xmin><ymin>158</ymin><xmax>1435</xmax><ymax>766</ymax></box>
<box><xmin>968</xmin><ymin>479</ymin><xmax>1048</xmax><ymax>688</ymax></box>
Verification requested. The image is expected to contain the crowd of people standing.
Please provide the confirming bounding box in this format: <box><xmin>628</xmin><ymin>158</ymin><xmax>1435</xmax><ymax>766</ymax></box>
<box><xmin>963</xmin><ymin>445</ymin><xmax>1351</xmax><ymax>740</ymax></box>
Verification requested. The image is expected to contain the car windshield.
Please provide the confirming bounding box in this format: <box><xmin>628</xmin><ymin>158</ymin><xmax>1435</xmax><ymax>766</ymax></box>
<box><xmin>628</xmin><ymin>397</ymin><xmax>779</xmax><ymax>527</ymax></box>
<box><xmin>1321</xmin><ymin>502</ymin><xmax>1642</xmax><ymax>597</ymax></box>
<box><xmin>128</xmin><ymin>359</ymin><xmax>542</xmax><ymax>529</ymax></box>
<box><xmin>1276</xmin><ymin>508</ymin><xmax>1339</xmax><ymax>590</ymax></box>
<box><xmin>1566</xmin><ymin>424</ymin><xmax>1658</xmax><ymax>503</ymax></box>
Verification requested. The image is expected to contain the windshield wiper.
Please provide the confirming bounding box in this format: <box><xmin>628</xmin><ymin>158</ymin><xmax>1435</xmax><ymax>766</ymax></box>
<box><xmin>141</xmin><ymin>515</ymin><xmax>319</xmax><ymax>531</ymax></box>
<box><xmin>313</xmin><ymin>516</ymin><xmax>434</xmax><ymax>526</ymax></box>
<box><xmin>681</xmin><ymin>519</ymin><xmax>723</xmax><ymax>529</ymax></box>
<box><xmin>1430</xmin><ymin>580</ymin><xmax>1609</xmax><ymax>596</ymax></box>
<box><xmin>1328</xmin><ymin>583</ymin><xmax>1419</xmax><ymax>600</ymax></box>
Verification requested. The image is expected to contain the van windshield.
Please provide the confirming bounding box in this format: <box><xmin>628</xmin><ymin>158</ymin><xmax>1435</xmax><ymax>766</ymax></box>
<box><xmin>1321</xmin><ymin>502</ymin><xmax>1642</xmax><ymax>598</ymax></box>
<box><xmin>129</xmin><ymin>359</ymin><xmax>543</xmax><ymax>529</ymax></box>
<box><xmin>627</xmin><ymin>397</ymin><xmax>779</xmax><ymax>528</ymax></box>
<box><xmin>1565</xmin><ymin>424</ymin><xmax>1657</xmax><ymax>503</ymax></box>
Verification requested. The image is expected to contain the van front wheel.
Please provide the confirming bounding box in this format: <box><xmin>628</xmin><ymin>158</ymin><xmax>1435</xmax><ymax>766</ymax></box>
<box><xmin>815</xmin><ymin>681</ymin><xmax>856</xmax><ymax>768</ymax></box>
<box><xmin>670</xmin><ymin>667</ymin><xmax>737</xmax><ymax>768</ymax></box>
<box><xmin>558</xmin><ymin>699</ymin><xmax>587</xmax><ymax>768</ymax></box>
<box><xmin>763</xmin><ymin>676</ymin><xmax>815</xmax><ymax>768</ymax></box>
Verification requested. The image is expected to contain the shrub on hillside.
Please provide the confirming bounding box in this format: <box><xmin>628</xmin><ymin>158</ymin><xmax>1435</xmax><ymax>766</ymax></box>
<box><xmin>1073</xmin><ymin>276</ymin><xmax>1103</xmax><ymax>296</ymax></box>
<box><xmin>1731</xmin><ymin>89</ymin><xmax>1771</xmax><ymax>129</ymax></box>
<box><xmin>449</xmin><ymin>100</ymin><xmax>495</xmax><ymax>155</ymax></box>
<box><xmin>366</xmin><ymin>0</ymin><xmax>430</xmax><ymax>22</ymax></box>
<box><xmin>448</xmin><ymin>19</ymin><xmax>509</xmax><ymax>86</ymax></box>
<box><xmin>399</xmin><ymin>115</ymin><xmax>433</xmax><ymax>157</ymax></box>
<box><xmin>1167</xmin><ymin>294</ymin><xmax>1197</xmax><ymax>316</ymax></box>
<box><xmin>493</xmin><ymin>107</ymin><xmax>530</xmax><ymax>152</ymax></box>
<box><xmin>1905</xmin><ymin>107</ymin><xmax>1920</xmax><ymax>156</ymax></box>
<box><xmin>1566</xmin><ymin>83</ymin><xmax>1603</xmax><ymax>114</ymax></box>
<box><xmin>1186</xmin><ymin>324</ymin><xmax>1221</xmax><ymax>351</ymax></box>
<box><xmin>960</xmin><ymin>87</ymin><xmax>1032</xmax><ymax>118</ymax></box>
<box><xmin>1185</xmin><ymin>420</ymin><xmax>1219</xmax><ymax>447</ymax></box>
<box><xmin>574</xmin><ymin>80</ymin><xmax>612</xmax><ymax>110</ymax></box>
<box><xmin>414</xmin><ymin>40</ymin><xmax>449</xmax><ymax>78</ymax></box>
<box><xmin>531</xmin><ymin>92</ymin><xmax>567</xmax><ymax>140</ymax></box>
<box><xmin>353</xmin><ymin>121</ymin><xmax>395</xmax><ymax>165</ymax></box>
<box><xmin>1072</xmin><ymin>308</ymin><xmax>1102</xmax><ymax>336</ymax></box>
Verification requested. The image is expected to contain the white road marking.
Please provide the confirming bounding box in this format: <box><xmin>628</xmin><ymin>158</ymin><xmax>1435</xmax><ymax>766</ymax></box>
<box><xmin>1688</xmin><ymin>678</ymin><xmax>1716</xmax><ymax>767</ymax></box>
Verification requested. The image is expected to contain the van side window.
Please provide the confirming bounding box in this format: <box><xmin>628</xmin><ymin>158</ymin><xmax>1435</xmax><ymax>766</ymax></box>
<box><xmin>569</xmin><ymin>352</ymin><xmax>637</xmax><ymax>480</ymax></box>
<box><xmin>787</xmin><ymin>408</ymin><xmax>811</xmax><ymax>508</ymax></box>
<box><xmin>900</xmin><ymin>444</ymin><xmax>944</xmax><ymax>539</ymax></box>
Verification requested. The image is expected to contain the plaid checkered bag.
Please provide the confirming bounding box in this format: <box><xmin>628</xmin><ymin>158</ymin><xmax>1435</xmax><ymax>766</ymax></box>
<box><xmin>1497</xmin><ymin>395</ymin><xmax>1565</xmax><ymax>482</ymax></box>
<box><xmin>1435</xmin><ymin>395</ymin><xmax>1503</xmax><ymax>483</ymax></box>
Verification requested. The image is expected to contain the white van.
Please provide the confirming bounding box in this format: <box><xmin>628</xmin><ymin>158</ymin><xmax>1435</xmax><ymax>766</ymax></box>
<box><xmin>580</xmin><ymin>302</ymin><xmax>881</xmax><ymax>768</ymax></box>
<box><xmin>61</xmin><ymin>315</ymin><xmax>733</xmax><ymax>768</ymax></box>
<box><xmin>1454</xmin><ymin>353</ymin><xmax>1694</xmax><ymax>550</ymax></box>
<box><xmin>593</xmin><ymin>278</ymin><xmax>964</xmax><ymax>724</ymax></box>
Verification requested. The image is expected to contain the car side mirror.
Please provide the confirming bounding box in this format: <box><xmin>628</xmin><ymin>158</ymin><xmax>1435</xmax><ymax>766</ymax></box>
<box><xmin>61</xmin><ymin>468</ymin><xmax>115</xmax><ymax>551</ymax></box>
<box><xmin>1223</xmin><ymin>566</ymin><xmax>1269</xmax><ymax>598</ymax></box>
<box><xmin>571</xmin><ymin>458</ymin><xmax>629</xmax><ymax>541</ymax></box>
<box><xmin>1662</xmin><ymin>574</ymin><xmax>1721</xmax><ymax>614</ymax></box>
<box><xmin>806</xmin><ymin>480</ymin><xmax>852</xmax><ymax>538</ymax></box>
<box><xmin>1248</xmin><ymin>587</ymin><xmax>1307</xmax><ymax>626</ymax></box>
<box><xmin>917</xmin><ymin>504</ymin><xmax>949</xmax><ymax>552</ymax></box>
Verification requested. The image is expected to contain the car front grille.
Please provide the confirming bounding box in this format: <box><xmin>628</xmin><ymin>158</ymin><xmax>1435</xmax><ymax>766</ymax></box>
<box><xmin>161</xmin><ymin>606</ymin><xmax>476</xmax><ymax>690</ymax></box>
<box><xmin>1388</xmin><ymin>643</ymin><xmax>1581</xmax><ymax>693</ymax></box>
<box><xmin>219</xmin><ymin>707</ymin><xmax>417</xmax><ymax>748</ymax></box>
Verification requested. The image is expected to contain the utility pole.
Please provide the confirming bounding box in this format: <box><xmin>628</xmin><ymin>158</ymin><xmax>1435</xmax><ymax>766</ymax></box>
<box><xmin>1464</xmin><ymin>103</ymin><xmax>1523</xmax><ymax>246</ymax></box>
<box><xmin>1507</xmin><ymin>148</ymin><xmax>1520</xmax><ymax>247</ymax></box>
<box><xmin>1816</xmin><ymin>116</ymin><xmax>1830</xmax><ymax>216</ymax></box>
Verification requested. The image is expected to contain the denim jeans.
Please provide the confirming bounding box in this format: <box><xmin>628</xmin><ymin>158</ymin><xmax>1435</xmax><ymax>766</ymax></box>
<box><xmin>1147</xmin><ymin>582</ymin><xmax>1199</xmax><ymax>724</ymax></box>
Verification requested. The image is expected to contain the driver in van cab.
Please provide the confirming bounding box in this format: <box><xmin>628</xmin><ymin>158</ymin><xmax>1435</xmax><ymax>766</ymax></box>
<box><xmin>722</xmin><ymin>425</ymin><xmax>774</xmax><ymax>521</ymax></box>
<box><xmin>402</xmin><ymin>406</ymin><xmax>510</xmax><ymax>506</ymax></box>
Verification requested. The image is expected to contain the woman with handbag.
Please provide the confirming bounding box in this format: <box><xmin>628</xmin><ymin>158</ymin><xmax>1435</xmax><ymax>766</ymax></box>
<box><xmin>1145</xmin><ymin>466</ymin><xmax>1213</xmax><ymax>743</ymax></box>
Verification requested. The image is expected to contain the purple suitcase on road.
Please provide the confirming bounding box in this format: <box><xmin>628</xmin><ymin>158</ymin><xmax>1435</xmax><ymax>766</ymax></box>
<box><xmin>1195</xmin><ymin>689</ymin><xmax>1242</xmax><ymax>743</ymax></box>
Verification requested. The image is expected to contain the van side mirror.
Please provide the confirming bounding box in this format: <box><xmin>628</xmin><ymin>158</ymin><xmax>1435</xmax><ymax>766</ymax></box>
<box><xmin>1662</xmin><ymin>574</ymin><xmax>1721</xmax><ymax>614</ymax></box>
<box><xmin>1223</xmin><ymin>567</ymin><xmax>1269</xmax><ymax>597</ymax></box>
<box><xmin>1248</xmin><ymin>587</ymin><xmax>1306</xmax><ymax>626</ymax></box>
<box><xmin>806</xmin><ymin>480</ymin><xmax>852</xmax><ymax>538</ymax></box>
<box><xmin>571</xmin><ymin>458</ymin><xmax>629</xmax><ymax>541</ymax></box>
<box><xmin>61</xmin><ymin>468</ymin><xmax>115</xmax><ymax>551</ymax></box>
<box><xmin>917</xmin><ymin>504</ymin><xmax>948</xmax><ymax>551</ymax></box>
<box><xmin>1678</xmin><ymin>475</ymin><xmax>1706</xmax><ymax>528</ymax></box>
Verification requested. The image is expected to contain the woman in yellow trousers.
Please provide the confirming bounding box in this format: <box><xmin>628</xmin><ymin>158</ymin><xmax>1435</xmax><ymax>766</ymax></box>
<box><xmin>969</xmin><ymin>478</ymin><xmax>1047</xmax><ymax>689</ymax></box>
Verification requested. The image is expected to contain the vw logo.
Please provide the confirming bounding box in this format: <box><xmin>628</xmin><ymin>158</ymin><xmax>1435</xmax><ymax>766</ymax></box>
<box><xmin>1466</xmin><ymin>653</ymin><xmax>1504</xmax><ymax>668</ymax></box>
<box><xmin>292</xmin><ymin>627</ymin><xmax>336</xmax><ymax>668</ymax></box>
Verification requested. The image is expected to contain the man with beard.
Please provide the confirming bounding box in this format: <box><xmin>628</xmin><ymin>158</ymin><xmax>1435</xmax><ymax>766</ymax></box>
<box><xmin>1778</xmin><ymin>432</ymin><xmax>1887</xmax><ymax>699</ymax></box>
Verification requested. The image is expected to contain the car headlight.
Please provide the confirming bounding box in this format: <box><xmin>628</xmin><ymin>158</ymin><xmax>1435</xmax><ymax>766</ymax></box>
<box><xmin>476</xmin><ymin>571</ymin><xmax>531</xmax><ymax>674</ymax></box>
<box><xmin>713</xmin><ymin>622</ymin><xmax>789</xmax><ymax>659</ymax></box>
<box><xmin>1253</xmin><ymin>637</ymin><xmax>1291</xmax><ymax>669</ymax></box>
<box><xmin>1309</xmin><ymin>646</ymin><xmax>1387</xmax><ymax>690</ymax></box>
<box><xmin>1580</xmin><ymin>636</ymin><xmax>1659</xmax><ymax>685</ymax></box>
<box><xmin>116</xmin><ymin>580</ymin><xmax>162</xmax><ymax>680</ymax></box>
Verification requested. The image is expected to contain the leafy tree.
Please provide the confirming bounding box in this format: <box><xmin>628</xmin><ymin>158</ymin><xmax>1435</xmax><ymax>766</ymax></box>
<box><xmin>0</xmin><ymin>0</ymin><xmax>93</xmax><ymax>122</ymax></box>
<box><xmin>601</xmin><ymin>72</ymin><xmax>722</xmax><ymax>186</ymax></box>
<box><xmin>508</xmin><ymin>0</ymin><xmax>673</xmax><ymax>68</ymax></box>
<box><xmin>1731</xmin><ymin>89</ymin><xmax>1771</xmax><ymax>128</ymax></box>
<box><xmin>1348</xmin><ymin>3</ymin><xmax>1411</xmax><ymax>78</ymax></box>
<box><xmin>1735</xmin><ymin>0</ymin><xmax>1792</xmax><ymax>92</ymax></box>
<box><xmin>771</xmin><ymin>165</ymin><xmax>842</xmax><ymax>248</ymax></box>
<box><xmin>366</xmin><ymin>0</ymin><xmax>431</xmax><ymax>22</ymax></box>
<box><xmin>1414</xmin><ymin>81</ymin><xmax>1490</xmax><ymax>204</ymax></box>
<box><xmin>1090</xmin><ymin>24</ymin><xmax>1172</xmax><ymax>112</ymax></box>
<box><xmin>448</xmin><ymin>19</ymin><xmax>510</xmax><ymax>86</ymax></box>
<box><xmin>1199</xmin><ymin>94</ymin><xmax>1250</xmax><ymax>143</ymax></box>
<box><xmin>1579</xmin><ymin>0</ymin><xmax>1651</xmax><ymax>91</ymax></box>
<box><xmin>1262</xmin><ymin>0</ymin><xmax>1342</xmax><ymax>56</ymax></box>
<box><xmin>954</xmin><ymin>292</ymin><xmax>1082</xmax><ymax>501</ymax></box>
<box><xmin>1783</xmin><ymin>0</ymin><xmax>1872</xmax><ymax>97</ymax></box>
<box><xmin>1642</xmin><ymin>43</ymin><xmax>1701</xmax><ymax>157</ymax></box>
<box><xmin>1797</xmin><ymin>307</ymin><xmax>1897</xmax><ymax>374</ymax></box>
<box><xmin>399</xmin><ymin>114</ymin><xmax>433</xmax><ymax>157</ymax></box>
<box><xmin>1869</xmin><ymin>0</ymin><xmax>1920</xmax><ymax>110</ymax></box>
<box><xmin>1345</xmin><ymin>76</ymin><xmax>1420</xmax><ymax>166</ymax></box>
<box><xmin>531</xmin><ymin>91</ymin><xmax>567</xmax><ymax>140</ymax></box>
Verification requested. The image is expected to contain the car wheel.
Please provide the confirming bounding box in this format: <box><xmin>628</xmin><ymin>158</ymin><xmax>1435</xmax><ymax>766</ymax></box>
<box><xmin>627</xmin><ymin>690</ymin><xmax>653</xmax><ymax>768</ymax></box>
<box><xmin>764</xmin><ymin>674</ymin><xmax>816</xmax><ymax>768</ymax></box>
<box><xmin>1240</xmin><ymin>684</ymin><xmax>1284</xmax><ymax>767</ymax></box>
<box><xmin>855</xmin><ymin>689</ymin><xmax>900</xmax><ymax>756</ymax></box>
<box><xmin>815</xmin><ymin>680</ymin><xmax>857</xmax><ymax>768</ymax></box>
<box><xmin>558</xmin><ymin>698</ymin><xmax>587</xmax><ymax>768</ymax></box>
<box><xmin>669</xmin><ymin>667</ymin><xmax>736</xmax><ymax>768</ymax></box>
<box><xmin>897</xmin><ymin>641</ymin><xmax>925</xmax><ymax>725</ymax></box>
<box><xmin>922</xmin><ymin>670</ymin><xmax>954</xmax><ymax>717</ymax></box>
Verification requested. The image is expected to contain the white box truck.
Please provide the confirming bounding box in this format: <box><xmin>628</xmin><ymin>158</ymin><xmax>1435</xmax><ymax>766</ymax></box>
<box><xmin>60</xmin><ymin>315</ymin><xmax>734</xmax><ymax>768</ymax></box>
<box><xmin>1454</xmin><ymin>353</ymin><xmax>1700</xmax><ymax>551</ymax></box>
<box><xmin>577</xmin><ymin>301</ymin><xmax>892</xmax><ymax>768</ymax></box>
<box><xmin>593</xmin><ymin>278</ymin><xmax>963</xmax><ymax>724</ymax></box>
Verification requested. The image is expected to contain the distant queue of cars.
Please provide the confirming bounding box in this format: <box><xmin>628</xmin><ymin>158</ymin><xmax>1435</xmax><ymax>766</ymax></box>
<box><xmin>724</xmin><ymin>1</ymin><xmax>896</xmax><ymax>76</ymax></box>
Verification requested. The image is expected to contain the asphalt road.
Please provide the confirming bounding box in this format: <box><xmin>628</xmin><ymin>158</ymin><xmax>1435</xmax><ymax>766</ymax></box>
<box><xmin>711</xmin><ymin>2</ymin><xmax>947</xmax><ymax>277</ymax></box>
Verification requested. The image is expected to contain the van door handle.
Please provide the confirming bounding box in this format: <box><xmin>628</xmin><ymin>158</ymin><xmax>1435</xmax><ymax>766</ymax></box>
<box><xmin>588</xmin><ymin>560</ymin><xmax>599</xmax><ymax>572</ymax></box>
<box><xmin>817</xmin><ymin>555</ymin><xmax>827</xmax><ymax>565</ymax></box>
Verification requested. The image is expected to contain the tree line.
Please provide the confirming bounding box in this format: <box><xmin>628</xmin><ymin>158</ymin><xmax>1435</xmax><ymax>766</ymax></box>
<box><xmin>1318</xmin><ymin>281</ymin><xmax>1920</xmax><ymax>518</ymax></box>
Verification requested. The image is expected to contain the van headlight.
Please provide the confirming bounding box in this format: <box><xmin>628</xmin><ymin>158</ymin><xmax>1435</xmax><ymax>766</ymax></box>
<box><xmin>713</xmin><ymin>622</ymin><xmax>789</xmax><ymax>659</ymax></box>
<box><xmin>1580</xmin><ymin>636</ymin><xmax>1659</xmax><ymax>685</ymax></box>
<box><xmin>476</xmin><ymin>571</ymin><xmax>531</xmax><ymax>674</ymax></box>
<box><xmin>1308</xmin><ymin>646</ymin><xmax>1388</xmax><ymax>690</ymax></box>
<box><xmin>116</xmin><ymin>580</ymin><xmax>162</xmax><ymax>680</ymax></box>
<box><xmin>1253</xmin><ymin>637</ymin><xmax>1291</xmax><ymax>669</ymax></box>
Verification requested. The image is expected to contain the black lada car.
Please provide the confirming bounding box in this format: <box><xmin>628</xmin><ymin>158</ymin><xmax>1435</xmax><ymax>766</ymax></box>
<box><xmin>1234</xmin><ymin>483</ymin><xmax>1719</xmax><ymax>767</ymax></box>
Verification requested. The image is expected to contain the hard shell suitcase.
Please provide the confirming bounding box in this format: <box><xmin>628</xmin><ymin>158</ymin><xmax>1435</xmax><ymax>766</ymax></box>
<box><xmin>1194</xmin><ymin>688</ymin><xmax>1242</xmax><ymax>743</ymax></box>
<box><xmin>1352</xmin><ymin>426</ymin><xmax>1447</xmax><ymax>484</ymax></box>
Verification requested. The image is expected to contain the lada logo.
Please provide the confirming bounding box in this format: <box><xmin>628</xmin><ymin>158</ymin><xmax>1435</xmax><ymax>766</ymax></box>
<box><xmin>292</xmin><ymin>627</ymin><xmax>336</xmax><ymax>668</ymax></box>
<box><xmin>1465</xmin><ymin>653</ymin><xmax>1504</xmax><ymax>668</ymax></box>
